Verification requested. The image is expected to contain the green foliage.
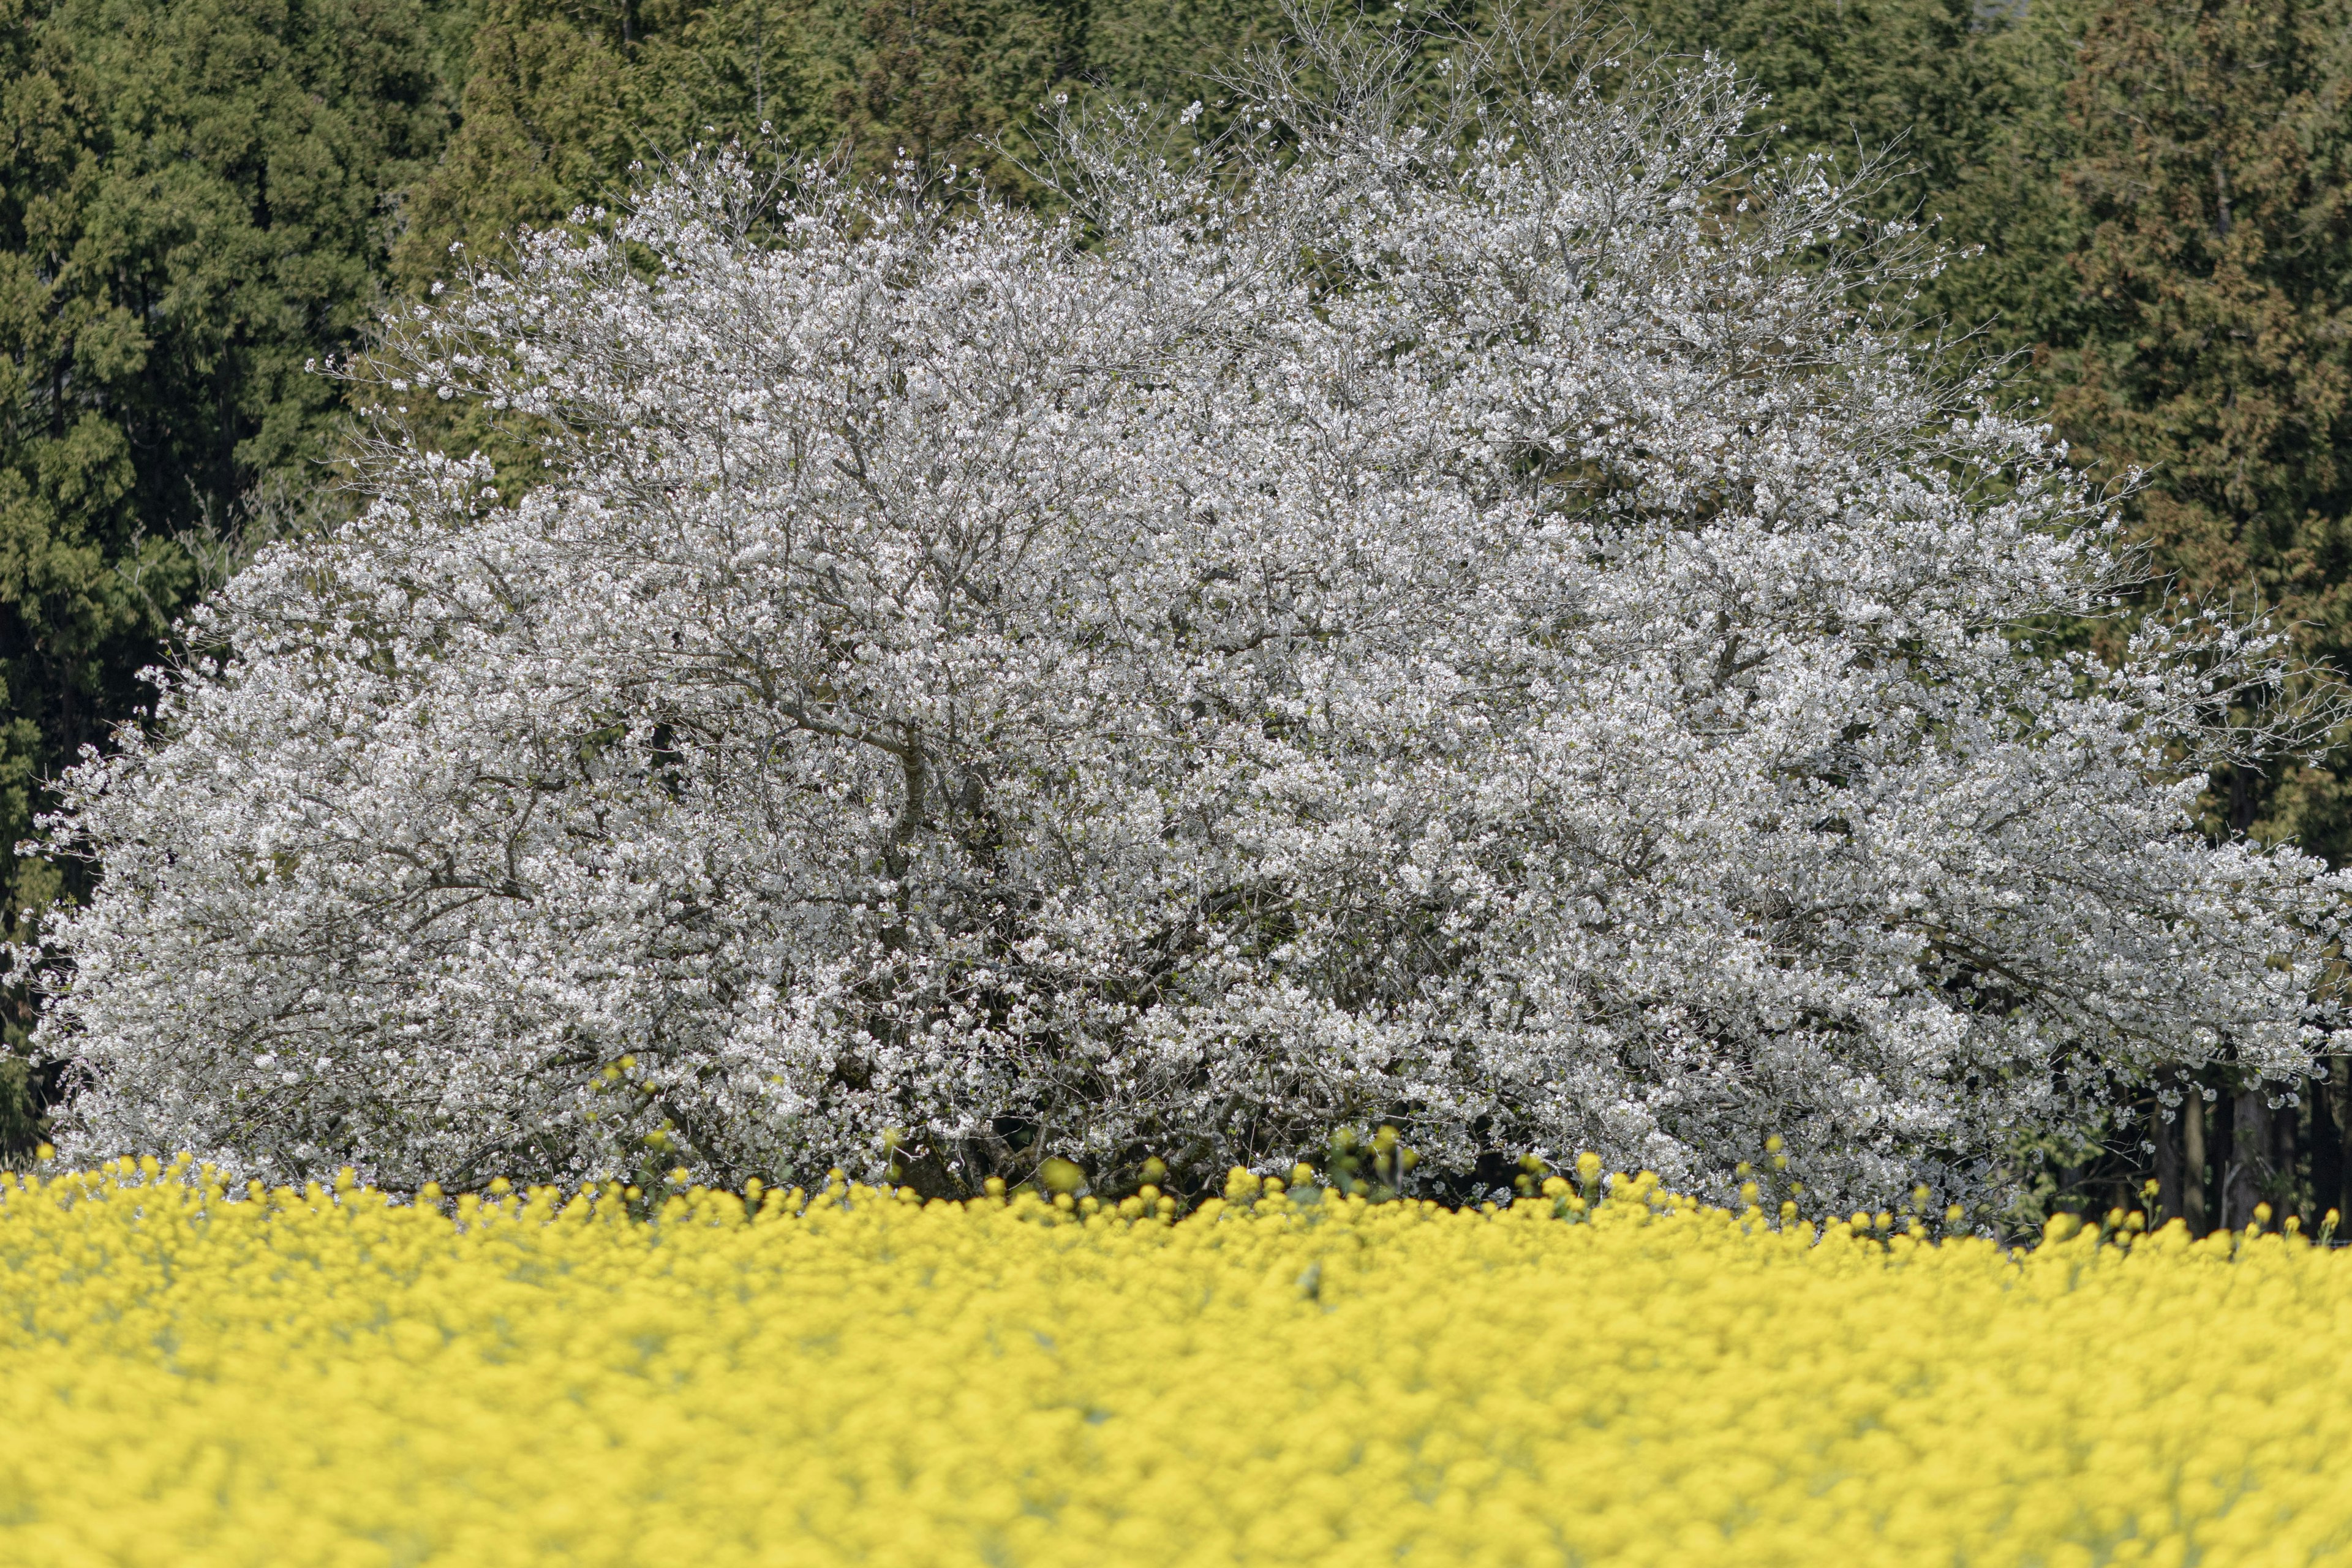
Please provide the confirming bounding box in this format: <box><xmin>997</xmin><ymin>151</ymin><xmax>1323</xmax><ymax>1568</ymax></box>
<box><xmin>388</xmin><ymin>0</ymin><xmax>1310</xmax><ymax>288</ymax></box>
<box><xmin>0</xmin><ymin>1055</ymin><xmax>37</xmax><ymax>1162</ymax></box>
<box><xmin>0</xmin><ymin>0</ymin><xmax>464</xmax><ymax>1139</ymax></box>
<box><xmin>392</xmin><ymin>0</ymin><xmax>1071</xmax><ymax>287</ymax></box>
<box><xmin>2049</xmin><ymin>0</ymin><xmax>2352</xmax><ymax>858</ymax></box>
<box><xmin>1616</xmin><ymin>0</ymin><xmax>2091</xmax><ymax>341</ymax></box>
<box><xmin>398</xmin><ymin>0</ymin><xmax>810</xmax><ymax>286</ymax></box>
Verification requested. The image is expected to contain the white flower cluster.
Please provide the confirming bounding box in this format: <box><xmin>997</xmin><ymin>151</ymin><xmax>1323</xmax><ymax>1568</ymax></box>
<box><xmin>34</xmin><ymin>28</ymin><xmax>2351</xmax><ymax>1207</ymax></box>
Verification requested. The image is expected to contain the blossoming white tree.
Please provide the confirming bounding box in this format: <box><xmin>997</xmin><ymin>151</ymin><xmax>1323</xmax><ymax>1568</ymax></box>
<box><xmin>33</xmin><ymin>19</ymin><xmax>2351</xmax><ymax>1207</ymax></box>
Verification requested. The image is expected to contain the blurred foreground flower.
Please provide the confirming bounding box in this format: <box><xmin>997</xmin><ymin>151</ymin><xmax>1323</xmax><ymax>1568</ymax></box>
<box><xmin>4</xmin><ymin>1156</ymin><xmax>2348</xmax><ymax>1566</ymax></box>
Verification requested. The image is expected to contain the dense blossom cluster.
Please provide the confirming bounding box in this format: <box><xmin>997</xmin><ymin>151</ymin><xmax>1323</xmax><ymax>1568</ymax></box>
<box><xmin>32</xmin><ymin>26</ymin><xmax>2351</xmax><ymax>1202</ymax></box>
<box><xmin>4</xmin><ymin>1157</ymin><xmax>2350</xmax><ymax>1566</ymax></box>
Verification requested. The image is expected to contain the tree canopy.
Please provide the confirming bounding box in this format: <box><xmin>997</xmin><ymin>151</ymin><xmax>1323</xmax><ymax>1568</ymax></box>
<box><xmin>4</xmin><ymin>0</ymin><xmax>2351</xmax><ymax>1227</ymax></box>
<box><xmin>37</xmin><ymin>31</ymin><xmax>2351</xmax><ymax>1212</ymax></box>
<box><xmin>2052</xmin><ymin>0</ymin><xmax>2352</xmax><ymax>854</ymax></box>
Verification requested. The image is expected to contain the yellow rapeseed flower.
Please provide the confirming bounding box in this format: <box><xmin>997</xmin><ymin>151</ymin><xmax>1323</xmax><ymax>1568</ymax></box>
<box><xmin>1</xmin><ymin>1161</ymin><xmax>2348</xmax><ymax>1566</ymax></box>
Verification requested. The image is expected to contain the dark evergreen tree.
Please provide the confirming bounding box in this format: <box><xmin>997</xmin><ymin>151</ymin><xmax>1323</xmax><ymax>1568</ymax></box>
<box><xmin>2016</xmin><ymin>0</ymin><xmax>2352</xmax><ymax>1232</ymax></box>
<box><xmin>0</xmin><ymin>0</ymin><xmax>463</xmax><ymax>1147</ymax></box>
<box><xmin>2055</xmin><ymin>0</ymin><xmax>2352</xmax><ymax>859</ymax></box>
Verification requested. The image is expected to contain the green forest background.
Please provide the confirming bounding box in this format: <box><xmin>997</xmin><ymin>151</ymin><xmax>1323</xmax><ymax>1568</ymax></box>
<box><xmin>3</xmin><ymin>0</ymin><xmax>2348</xmax><ymax>1229</ymax></box>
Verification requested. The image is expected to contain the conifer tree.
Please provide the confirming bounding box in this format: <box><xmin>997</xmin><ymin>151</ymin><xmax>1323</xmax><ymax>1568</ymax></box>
<box><xmin>0</xmin><ymin>0</ymin><xmax>462</xmax><ymax>1147</ymax></box>
<box><xmin>2058</xmin><ymin>0</ymin><xmax>2352</xmax><ymax>853</ymax></box>
<box><xmin>2051</xmin><ymin>0</ymin><xmax>2352</xmax><ymax>1227</ymax></box>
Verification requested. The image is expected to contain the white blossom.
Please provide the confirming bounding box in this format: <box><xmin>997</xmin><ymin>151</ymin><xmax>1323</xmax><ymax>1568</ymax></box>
<box><xmin>33</xmin><ymin>24</ymin><xmax>2352</xmax><ymax>1208</ymax></box>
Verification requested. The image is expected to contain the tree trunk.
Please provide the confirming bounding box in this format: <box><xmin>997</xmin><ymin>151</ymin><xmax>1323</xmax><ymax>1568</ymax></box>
<box><xmin>2182</xmin><ymin>1092</ymin><xmax>2209</xmax><ymax>1234</ymax></box>
<box><xmin>2225</xmin><ymin>1084</ymin><xmax>2266</xmax><ymax>1229</ymax></box>
<box><xmin>2154</xmin><ymin>1091</ymin><xmax>2184</xmax><ymax>1224</ymax></box>
<box><xmin>2272</xmin><ymin>1097</ymin><xmax>2299</xmax><ymax>1223</ymax></box>
<box><xmin>2320</xmin><ymin>1057</ymin><xmax>2350</xmax><ymax>1229</ymax></box>
<box><xmin>2229</xmin><ymin>763</ymin><xmax>2260</xmax><ymax>835</ymax></box>
<box><xmin>2339</xmin><ymin>1058</ymin><xmax>2352</xmax><ymax>1228</ymax></box>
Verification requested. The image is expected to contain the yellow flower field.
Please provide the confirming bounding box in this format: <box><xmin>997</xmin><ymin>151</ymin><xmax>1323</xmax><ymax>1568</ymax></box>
<box><xmin>4</xmin><ymin>1157</ymin><xmax>2350</xmax><ymax>1568</ymax></box>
